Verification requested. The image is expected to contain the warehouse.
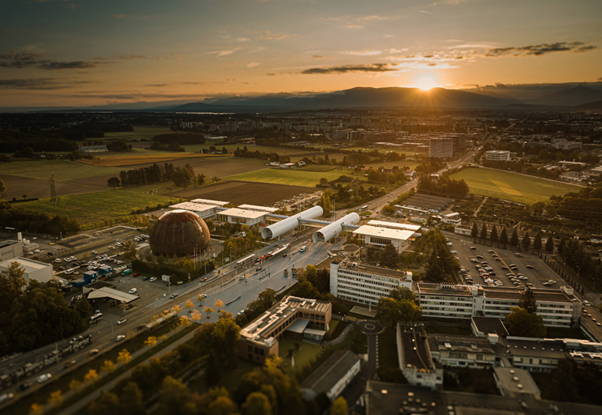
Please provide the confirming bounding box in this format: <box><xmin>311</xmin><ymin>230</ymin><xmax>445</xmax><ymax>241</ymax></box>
<box><xmin>0</xmin><ymin>257</ymin><xmax>53</xmax><ymax>284</ymax></box>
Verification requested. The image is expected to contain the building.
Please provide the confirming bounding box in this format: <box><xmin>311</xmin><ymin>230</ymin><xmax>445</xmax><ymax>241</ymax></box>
<box><xmin>149</xmin><ymin>210</ymin><xmax>211</xmax><ymax>257</ymax></box>
<box><xmin>0</xmin><ymin>257</ymin><xmax>53</xmax><ymax>284</ymax></box>
<box><xmin>397</xmin><ymin>324</ymin><xmax>443</xmax><ymax>390</ymax></box>
<box><xmin>237</xmin><ymin>204</ymin><xmax>279</xmax><ymax>213</ymax></box>
<box><xmin>471</xmin><ymin>316</ymin><xmax>509</xmax><ymax>337</ymax></box>
<box><xmin>168</xmin><ymin>202</ymin><xmax>219</xmax><ymax>219</ymax></box>
<box><xmin>427</xmin><ymin>333</ymin><xmax>498</xmax><ymax>368</ymax></box>
<box><xmin>454</xmin><ymin>225</ymin><xmax>472</xmax><ymax>236</ymax></box>
<box><xmin>330</xmin><ymin>258</ymin><xmax>412</xmax><ymax>306</ymax></box>
<box><xmin>79</xmin><ymin>145</ymin><xmax>108</xmax><ymax>153</ymax></box>
<box><xmin>0</xmin><ymin>240</ymin><xmax>23</xmax><ymax>262</ymax></box>
<box><xmin>190</xmin><ymin>198</ymin><xmax>229</xmax><ymax>207</ymax></box>
<box><xmin>366</xmin><ymin>220</ymin><xmax>422</xmax><ymax>235</ymax></box>
<box><xmin>352</xmin><ymin>225</ymin><xmax>414</xmax><ymax>253</ymax></box>
<box><xmin>439</xmin><ymin>212</ymin><xmax>461</xmax><ymax>225</ymax></box>
<box><xmin>238</xmin><ymin>296</ymin><xmax>332</xmax><ymax>363</ymax></box>
<box><xmin>486</xmin><ymin>150</ymin><xmax>511</xmax><ymax>161</ymax></box>
<box><xmin>218</xmin><ymin>208</ymin><xmax>268</xmax><ymax>227</ymax></box>
<box><xmin>417</xmin><ymin>283</ymin><xmax>580</xmax><ymax>328</ymax></box>
<box><xmin>493</xmin><ymin>367</ymin><xmax>541</xmax><ymax>399</ymax></box>
<box><xmin>300</xmin><ymin>350</ymin><xmax>361</xmax><ymax>401</ymax></box>
<box><xmin>429</xmin><ymin>138</ymin><xmax>454</xmax><ymax>158</ymax></box>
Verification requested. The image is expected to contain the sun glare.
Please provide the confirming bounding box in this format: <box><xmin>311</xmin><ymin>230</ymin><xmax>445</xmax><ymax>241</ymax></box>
<box><xmin>415</xmin><ymin>76</ymin><xmax>438</xmax><ymax>91</ymax></box>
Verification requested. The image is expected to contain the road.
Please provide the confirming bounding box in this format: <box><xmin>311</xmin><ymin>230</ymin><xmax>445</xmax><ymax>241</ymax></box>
<box><xmin>0</xmin><ymin>230</ymin><xmax>337</xmax><ymax>400</ymax></box>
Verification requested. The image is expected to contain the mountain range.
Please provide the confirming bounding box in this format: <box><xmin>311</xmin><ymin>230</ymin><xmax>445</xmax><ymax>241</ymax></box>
<box><xmin>2</xmin><ymin>84</ymin><xmax>602</xmax><ymax>113</ymax></box>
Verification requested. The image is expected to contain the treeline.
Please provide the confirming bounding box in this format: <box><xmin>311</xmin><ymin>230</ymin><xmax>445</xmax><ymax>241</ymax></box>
<box><xmin>366</xmin><ymin>166</ymin><xmax>408</xmax><ymax>185</ymax></box>
<box><xmin>0</xmin><ymin>202</ymin><xmax>80</xmax><ymax>235</ymax></box>
<box><xmin>544</xmin><ymin>357</ymin><xmax>602</xmax><ymax>405</ymax></box>
<box><xmin>233</xmin><ymin>146</ymin><xmax>288</xmax><ymax>162</ymax></box>
<box><xmin>418</xmin><ymin>175</ymin><xmax>469</xmax><ymax>198</ymax></box>
<box><xmin>546</xmin><ymin>184</ymin><xmax>602</xmax><ymax>222</ymax></box>
<box><xmin>149</xmin><ymin>141</ymin><xmax>185</xmax><ymax>152</ymax></box>
<box><xmin>0</xmin><ymin>262</ymin><xmax>91</xmax><ymax>354</ymax></box>
<box><xmin>117</xmin><ymin>163</ymin><xmax>174</xmax><ymax>187</ymax></box>
<box><xmin>0</xmin><ymin>131</ymin><xmax>79</xmax><ymax>153</ymax></box>
<box><xmin>558</xmin><ymin>237</ymin><xmax>602</xmax><ymax>284</ymax></box>
<box><xmin>414</xmin><ymin>160</ymin><xmax>446</xmax><ymax>175</ymax></box>
<box><xmin>407</xmin><ymin>229</ymin><xmax>460</xmax><ymax>281</ymax></box>
<box><xmin>153</xmin><ymin>133</ymin><xmax>206</xmax><ymax>145</ymax></box>
<box><xmin>73</xmin><ymin>122</ymin><xmax>133</xmax><ymax>137</ymax></box>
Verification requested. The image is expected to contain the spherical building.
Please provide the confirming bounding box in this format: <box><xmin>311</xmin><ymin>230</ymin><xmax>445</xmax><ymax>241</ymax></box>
<box><xmin>149</xmin><ymin>210</ymin><xmax>211</xmax><ymax>257</ymax></box>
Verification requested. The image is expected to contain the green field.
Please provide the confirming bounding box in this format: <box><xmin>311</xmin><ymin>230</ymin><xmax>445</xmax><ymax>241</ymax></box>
<box><xmin>226</xmin><ymin>168</ymin><xmax>361</xmax><ymax>187</ymax></box>
<box><xmin>0</xmin><ymin>160</ymin><xmax>123</xmax><ymax>182</ymax></box>
<box><xmin>450</xmin><ymin>168</ymin><xmax>581</xmax><ymax>204</ymax></box>
<box><xmin>19</xmin><ymin>185</ymin><xmax>179</xmax><ymax>225</ymax></box>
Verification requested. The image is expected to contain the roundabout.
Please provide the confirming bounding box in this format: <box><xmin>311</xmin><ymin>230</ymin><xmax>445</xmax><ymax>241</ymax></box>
<box><xmin>358</xmin><ymin>320</ymin><xmax>384</xmax><ymax>335</ymax></box>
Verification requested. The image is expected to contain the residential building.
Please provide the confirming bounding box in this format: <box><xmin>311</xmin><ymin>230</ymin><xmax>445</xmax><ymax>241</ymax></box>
<box><xmin>397</xmin><ymin>324</ymin><xmax>443</xmax><ymax>390</ymax></box>
<box><xmin>300</xmin><ymin>350</ymin><xmax>361</xmax><ymax>401</ymax></box>
<box><xmin>238</xmin><ymin>296</ymin><xmax>332</xmax><ymax>363</ymax></box>
<box><xmin>429</xmin><ymin>138</ymin><xmax>454</xmax><ymax>158</ymax></box>
<box><xmin>0</xmin><ymin>257</ymin><xmax>53</xmax><ymax>284</ymax></box>
<box><xmin>330</xmin><ymin>258</ymin><xmax>412</xmax><ymax>306</ymax></box>
<box><xmin>486</xmin><ymin>150</ymin><xmax>511</xmax><ymax>161</ymax></box>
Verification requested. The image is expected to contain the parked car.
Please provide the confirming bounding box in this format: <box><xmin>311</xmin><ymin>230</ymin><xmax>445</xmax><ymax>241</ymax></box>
<box><xmin>89</xmin><ymin>349</ymin><xmax>99</xmax><ymax>356</ymax></box>
<box><xmin>470</xmin><ymin>246</ymin><xmax>477</xmax><ymax>250</ymax></box>
<box><xmin>149</xmin><ymin>277</ymin><xmax>157</xmax><ymax>282</ymax></box>
<box><xmin>143</xmin><ymin>276</ymin><xmax>149</xmax><ymax>281</ymax></box>
<box><xmin>129</xmin><ymin>288</ymin><xmax>137</xmax><ymax>294</ymax></box>
<box><xmin>0</xmin><ymin>393</ymin><xmax>14</xmax><ymax>404</ymax></box>
<box><xmin>170</xmin><ymin>293</ymin><xmax>178</xmax><ymax>299</ymax></box>
<box><xmin>526</xmin><ymin>265</ymin><xmax>535</xmax><ymax>269</ymax></box>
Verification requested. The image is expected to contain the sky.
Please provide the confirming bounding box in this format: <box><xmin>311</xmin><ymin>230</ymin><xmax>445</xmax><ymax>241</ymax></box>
<box><xmin>0</xmin><ymin>0</ymin><xmax>601</xmax><ymax>107</ymax></box>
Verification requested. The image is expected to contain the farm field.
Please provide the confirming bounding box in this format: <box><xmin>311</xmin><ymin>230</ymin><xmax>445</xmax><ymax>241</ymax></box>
<box><xmin>0</xmin><ymin>160</ymin><xmax>123</xmax><ymax>182</ymax></box>
<box><xmin>167</xmin><ymin>181</ymin><xmax>313</xmax><ymax>205</ymax></box>
<box><xmin>0</xmin><ymin>174</ymin><xmax>96</xmax><ymax>201</ymax></box>
<box><xmin>450</xmin><ymin>168</ymin><xmax>581</xmax><ymax>204</ymax></box>
<box><xmin>18</xmin><ymin>185</ymin><xmax>179</xmax><ymax>225</ymax></box>
<box><xmin>102</xmin><ymin>126</ymin><xmax>174</xmax><ymax>141</ymax></box>
<box><xmin>225</xmin><ymin>167</ymin><xmax>360</xmax><ymax>188</ymax></box>
<box><xmin>77</xmin><ymin>153</ymin><xmax>230</xmax><ymax>167</ymax></box>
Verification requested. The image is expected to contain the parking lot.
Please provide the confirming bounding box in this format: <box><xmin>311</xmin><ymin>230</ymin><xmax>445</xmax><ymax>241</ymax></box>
<box><xmin>445</xmin><ymin>232</ymin><xmax>561</xmax><ymax>290</ymax></box>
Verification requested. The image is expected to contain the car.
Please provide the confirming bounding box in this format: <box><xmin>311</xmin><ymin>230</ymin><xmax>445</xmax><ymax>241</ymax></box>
<box><xmin>543</xmin><ymin>282</ymin><xmax>552</xmax><ymax>286</ymax></box>
<box><xmin>0</xmin><ymin>393</ymin><xmax>14</xmax><ymax>404</ymax></box>
<box><xmin>515</xmin><ymin>253</ymin><xmax>523</xmax><ymax>257</ymax></box>
<box><xmin>450</xmin><ymin>250</ymin><xmax>457</xmax><ymax>254</ymax></box>
<box><xmin>121</xmin><ymin>269</ymin><xmax>131</xmax><ymax>276</ymax></box>
<box><xmin>149</xmin><ymin>277</ymin><xmax>157</xmax><ymax>282</ymax></box>
<box><xmin>201</xmin><ymin>294</ymin><xmax>208</xmax><ymax>299</ymax></box>
<box><xmin>501</xmin><ymin>266</ymin><xmax>508</xmax><ymax>270</ymax></box>
<box><xmin>200</xmin><ymin>278</ymin><xmax>208</xmax><ymax>282</ymax></box>
<box><xmin>488</xmin><ymin>250</ymin><xmax>494</xmax><ymax>253</ymax></box>
<box><xmin>116</xmin><ymin>335</ymin><xmax>126</xmax><ymax>342</ymax></box>
<box><xmin>446</xmin><ymin>242</ymin><xmax>452</xmax><ymax>246</ymax></box>
<box><xmin>584</xmin><ymin>301</ymin><xmax>591</xmax><ymax>307</ymax></box>
<box><xmin>526</xmin><ymin>265</ymin><xmax>535</xmax><ymax>269</ymax></box>
<box><xmin>129</xmin><ymin>288</ymin><xmax>137</xmax><ymax>294</ymax></box>
<box><xmin>37</xmin><ymin>373</ymin><xmax>52</xmax><ymax>384</ymax></box>
<box><xmin>63</xmin><ymin>359</ymin><xmax>77</xmax><ymax>369</ymax></box>
<box><xmin>89</xmin><ymin>348</ymin><xmax>100</xmax><ymax>356</ymax></box>
<box><xmin>170</xmin><ymin>293</ymin><xmax>178</xmax><ymax>299</ymax></box>
<box><xmin>476</xmin><ymin>255</ymin><xmax>484</xmax><ymax>259</ymax></box>
<box><xmin>55</xmin><ymin>258</ymin><xmax>62</xmax><ymax>263</ymax></box>
<box><xmin>19</xmin><ymin>382</ymin><xmax>31</xmax><ymax>391</ymax></box>
<box><xmin>256</xmin><ymin>267</ymin><xmax>263</xmax><ymax>272</ymax></box>
<box><xmin>92</xmin><ymin>250</ymin><xmax>97</xmax><ymax>254</ymax></box>
<box><xmin>470</xmin><ymin>246</ymin><xmax>477</xmax><ymax>250</ymax></box>
<box><xmin>133</xmin><ymin>273</ymin><xmax>139</xmax><ymax>277</ymax></box>
<box><xmin>143</xmin><ymin>276</ymin><xmax>150</xmax><ymax>281</ymax></box>
<box><xmin>597</xmin><ymin>322</ymin><xmax>602</xmax><ymax>327</ymax></box>
<box><xmin>118</xmin><ymin>318</ymin><xmax>127</xmax><ymax>325</ymax></box>
<box><xmin>495</xmin><ymin>258</ymin><xmax>501</xmax><ymax>261</ymax></box>
<box><xmin>27</xmin><ymin>251</ymin><xmax>34</xmax><ymax>255</ymax></box>
<box><xmin>237</xmin><ymin>310</ymin><xmax>245</xmax><ymax>316</ymax></box>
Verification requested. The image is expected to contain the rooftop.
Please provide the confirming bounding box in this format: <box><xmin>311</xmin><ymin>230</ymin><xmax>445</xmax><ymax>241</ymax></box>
<box><xmin>493</xmin><ymin>367</ymin><xmax>540</xmax><ymax>397</ymax></box>
<box><xmin>0</xmin><ymin>240</ymin><xmax>20</xmax><ymax>249</ymax></box>
<box><xmin>190</xmin><ymin>198</ymin><xmax>229</xmax><ymax>206</ymax></box>
<box><xmin>428</xmin><ymin>334</ymin><xmax>496</xmax><ymax>355</ymax></box>
<box><xmin>300</xmin><ymin>350</ymin><xmax>361</xmax><ymax>396</ymax></box>
<box><xmin>240</xmin><ymin>296</ymin><xmax>332</xmax><ymax>346</ymax></box>
<box><xmin>471</xmin><ymin>317</ymin><xmax>509</xmax><ymax>337</ymax></box>
<box><xmin>337</xmin><ymin>260</ymin><xmax>411</xmax><ymax>281</ymax></box>
<box><xmin>483</xmin><ymin>286</ymin><xmax>573</xmax><ymax>303</ymax></box>
<box><xmin>367</xmin><ymin>220</ymin><xmax>421</xmax><ymax>232</ymax></box>
<box><xmin>418</xmin><ymin>283</ymin><xmax>474</xmax><ymax>297</ymax></box>
<box><xmin>169</xmin><ymin>202</ymin><xmax>217</xmax><ymax>213</ymax></box>
<box><xmin>353</xmin><ymin>225</ymin><xmax>414</xmax><ymax>241</ymax></box>
<box><xmin>219</xmin><ymin>208</ymin><xmax>268</xmax><ymax>220</ymax></box>
<box><xmin>0</xmin><ymin>257</ymin><xmax>51</xmax><ymax>272</ymax></box>
<box><xmin>399</xmin><ymin>324</ymin><xmax>435</xmax><ymax>371</ymax></box>
<box><xmin>237</xmin><ymin>204</ymin><xmax>279</xmax><ymax>213</ymax></box>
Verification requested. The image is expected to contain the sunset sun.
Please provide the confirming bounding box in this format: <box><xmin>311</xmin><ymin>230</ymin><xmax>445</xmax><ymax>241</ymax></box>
<box><xmin>414</xmin><ymin>76</ymin><xmax>438</xmax><ymax>91</ymax></box>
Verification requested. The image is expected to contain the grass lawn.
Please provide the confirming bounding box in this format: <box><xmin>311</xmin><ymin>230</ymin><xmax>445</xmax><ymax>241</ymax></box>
<box><xmin>450</xmin><ymin>168</ymin><xmax>580</xmax><ymax>204</ymax></box>
<box><xmin>225</xmin><ymin>168</ymin><xmax>359</xmax><ymax>188</ymax></box>
<box><xmin>278</xmin><ymin>336</ymin><xmax>323</xmax><ymax>374</ymax></box>
<box><xmin>19</xmin><ymin>185</ymin><xmax>179</xmax><ymax>225</ymax></box>
<box><xmin>364</xmin><ymin>160</ymin><xmax>420</xmax><ymax>170</ymax></box>
<box><xmin>378</xmin><ymin>328</ymin><xmax>399</xmax><ymax>368</ymax></box>
<box><xmin>0</xmin><ymin>160</ymin><xmax>124</xmax><ymax>182</ymax></box>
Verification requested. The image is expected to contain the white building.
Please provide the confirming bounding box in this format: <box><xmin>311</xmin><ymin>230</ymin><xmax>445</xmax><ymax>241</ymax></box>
<box><xmin>417</xmin><ymin>283</ymin><xmax>580</xmax><ymax>328</ymax></box>
<box><xmin>352</xmin><ymin>225</ymin><xmax>414</xmax><ymax>253</ymax></box>
<box><xmin>168</xmin><ymin>202</ymin><xmax>218</xmax><ymax>219</ymax></box>
<box><xmin>0</xmin><ymin>258</ymin><xmax>53</xmax><ymax>284</ymax></box>
<box><xmin>0</xmin><ymin>240</ymin><xmax>23</xmax><ymax>262</ymax></box>
<box><xmin>486</xmin><ymin>150</ymin><xmax>511</xmax><ymax>161</ymax></box>
<box><xmin>190</xmin><ymin>198</ymin><xmax>229</xmax><ymax>207</ymax></box>
<box><xmin>367</xmin><ymin>220</ymin><xmax>422</xmax><ymax>235</ymax></box>
<box><xmin>218</xmin><ymin>208</ymin><xmax>268</xmax><ymax>227</ymax></box>
<box><xmin>439</xmin><ymin>212</ymin><xmax>461</xmax><ymax>225</ymax></box>
<box><xmin>330</xmin><ymin>258</ymin><xmax>412</xmax><ymax>306</ymax></box>
<box><xmin>237</xmin><ymin>204</ymin><xmax>279</xmax><ymax>213</ymax></box>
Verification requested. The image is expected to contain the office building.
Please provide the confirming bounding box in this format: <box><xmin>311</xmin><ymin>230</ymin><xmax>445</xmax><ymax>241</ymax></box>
<box><xmin>352</xmin><ymin>225</ymin><xmax>414</xmax><ymax>253</ymax></box>
<box><xmin>429</xmin><ymin>138</ymin><xmax>454</xmax><ymax>158</ymax></box>
<box><xmin>486</xmin><ymin>150</ymin><xmax>511</xmax><ymax>161</ymax></box>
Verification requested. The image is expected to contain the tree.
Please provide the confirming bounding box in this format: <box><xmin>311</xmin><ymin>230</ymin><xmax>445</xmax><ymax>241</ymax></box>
<box><xmin>522</xmin><ymin>232</ymin><xmax>531</xmax><ymax>251</ymax></box>
<box><xmin>380</xmin><ymin>243</ymin><xmax>399</xmax><ymax>268</ymax></box>
<box><xmin>510</xmin><ymin>228</ymin><xmax>519</xmax><ymax>246</ymax></box>
<box><xmin>159</xmin><ymin>376</ymin><xmax>192</xmax><ymax>415</ymax></box>
<box><xmin>424</xmin><ymin>251</ymin><xmax>445</xmax><ymax>282</ymax></box>
<box><xmin>319</xmin><ymin>177</ymin><xmax>328</xmax><ymax>185</ymax></box>
<box><xmin>389</xmin><ymin>287</ymin><xmax>418</xmax><ymax>305</ymax></box>
<box><xmin>558</xmin><ymin>237</ymin><xmax>566</xmax><ymax>255</ymax></box>
<box><xmin>101</xmin><ymin>360</ymin><xmax>116</xmax><ymax>373</ymax></box>
<box><xmin>545</xmin><ymin>235</ymin><xmax>555</xmax><ymax>252</ymax></box>
<box><xmin>382</xmin><ymin>204</ymin><xmax>395</xmax><ymax>215</ymax></box>
<box><xmin>197</xmin><ymin>173</ymin><xmax>206</xmax><ymax>186</ymax></box>
<box><xmin>117</xmin><ymin>349</ymin><xmax>132</xmax><ymax>364</ymax></box>
<box><xmin>471</xmin><ymin>222</ymin><xmax>478</xmax><ymax>238</ymax></box>
<box><xmin>48</xmin><ymin>390</ymin><xmax>63</xmax><ymax>406</ymax></box>
<box><xmin>107</xmin><ymin>177</ymin><xmax>120</xmax><ymax>189</ymax></box>
<box><xmin>505</xmin><ymin>307</ymin><xmax>546</xmax><ymax>338</ymax></box>
<box><xmin>500</xmin><ymin>228</ymin><xmax>508</xmax><ymax>246</ymax></box>
<box><xmin>518</xmin><ymin>287</ymin><xmax>538</xmax><ymax>314</ymax></box>
<box><xmin>533</xmin><ymin>232</ymin><xmax>542</xmax><ymax>252</ymax></box>
<box><xmin>0</xmin><ymin>178</ymin><xmax>6</xmax><ymax>198</ymax></box>
<box><xmin>84</xmin><ymin>369</ymin><xmax>98</xmax><ymax>383</ymax></box>
<box><xmin>376</xmin><ymin>297</ymin><xmax>422</xmax><ymax>329</ymax></box>
<box><xmin>242</xmin><ymin>391</ymin><xmax>272</xmax><ymax>415</ymax></box>
<box><xmin>194</xmin><ymin>316</ymin><xmax>241</xmax><ymax>370</ymax></box>
<box><xmin>490</xmin><ymin>226</ymin><xmax>498</xmax><ymax>245</ymax></box>
<box><xmin>479</xmin><ymin>224</ymin><xmax>488</xmax><ymax>241</ymax></box>
<box><xmin>331</xmin><ymin>397</ymin><xmax>348</xmax><ymax>415</ymax></box>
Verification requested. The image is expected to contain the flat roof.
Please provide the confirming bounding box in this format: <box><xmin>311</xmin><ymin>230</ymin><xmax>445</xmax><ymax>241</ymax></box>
<box><xmin>0</xmin><ymin>257</ymin><xmax>51</xmax><ymax>272</ymax></box>
<box><xmin>337</xmin><ymin>260</ymin><xmax>411</xmax><ymax>281</ymax></box>
<box><xmin>399</xmin><ymin>324</ymin><xmax>435</xmax><ymax>371</ymax></box>
<box><xmin>418</xmin><ymin>283</ymin><xmax>474</xmax><ymax>297</ymax></box>
<box><xmin>300</xmin><ymin>350</ymin><xmax>361</xmax><ymax>395</ymax></box>
<box><xmin>237</xmin><ymin>204</ymin><xmax>279</xmax><ymax>213</ymax></box>
<box><xmin>0</xmin><ymin>240</ymin><xmax>20</xmax><ymax>249</ymax></box>
<box><xmin>483</xmin><ymin>286</ymin><xmax>572</xmax><ymax>303</ymax></box>
<box><xmin>219</xmin><ymin>208</ymin><xmax>268</xmax><ymax>219</ymax></box>
<box><xmin>471</xmin><ymin>317</ymin><xmax>509</xmax><ymax>337</ymax></box>
<box><xmin>190</xmin><ymin>198</ymin><xmax>229</xmax><ymax>206</ymax></box>
<box><xmin>353</xmin><ymin>225</ymin><xmax>414</xmax><ymax>241</ymax></box>
<box><xmin>367</xmin><ymin>220</ymin><xmax>421</xmax><ymax>232</ymax></box>
<box><xmin>286</xmin><ymin>318</ymin><xmax>310</xmax><ymax>334</ymax></box>
<box><xmin>429</xmin><ymin>334</ymin><xmax>496</xmax><ymax>355</ymax></box>
<box><xmin>169</xmin><ymin>202</ymin><xmax>216</xmax><ymax>212</ymax></box>
<box><xmin>493</xmin><ymin>367</ymin><xmax>540</xmax><ymax>396</ymax></box>
<box><xmin>87</xmin><ymin>287</ymin><xmax>139</xmax><ymax>303</ymax></box>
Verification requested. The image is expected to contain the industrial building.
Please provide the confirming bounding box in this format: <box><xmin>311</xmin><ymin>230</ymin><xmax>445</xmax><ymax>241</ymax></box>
<box><xmin>330</xmin><ymin>258</ymin><xmax>412</xmax><ymax>306</ymax></box>
<box><xmin>238</xmin><ymin>296</ymin><xmax>332</xmax><ymax>363</ymax></box>
<box><xmin>417</xmin><ymin>283</ymin><xmax>580</xmax><ymax>328</ymax></box>
<box><xmin>0</xmin><ymin>240</ymin><xmax>23</xmax><ymax>262</ymax></box>
<box><xmin>428</xmin><ymin>138</ymin><xmax>454</xmax><ymax>158</ymax></box>
<box><xmin>486</xmin><ymin>150</ymin><xmax>511</xmax><ymax>161</ymax></box>
<box><xmin>0</xmin><ymin>257</ymin><xmax>53</xmax><ymax>284</ymax></box>
<box><xmin>149</xmin><ymin>210</ymin><xmax>211</xmax><ymax>257</ymax></box>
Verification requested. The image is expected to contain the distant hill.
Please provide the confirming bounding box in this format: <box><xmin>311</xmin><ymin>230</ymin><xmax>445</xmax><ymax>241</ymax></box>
<box><xmin>530</xmin><ymin>85</ymin><xmax>602</xmax><ymax>107</ymax></box>
<box><xmin>574</xmin><ymin>100</ymin><xmax>602</xmax><ymax>111</ymax></box>
<box><xmin>172</xmin><ymin>87</ymin><xmax>516</xmax><ymax>112</ymax></box>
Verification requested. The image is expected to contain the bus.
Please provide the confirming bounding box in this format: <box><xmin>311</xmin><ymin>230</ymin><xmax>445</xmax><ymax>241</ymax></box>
<box><xmin>237</xmin><ymin>254</ymin><xmax>256</xmax><ymax>268</ymax></box>
<box><xmin>89</xmin><ymin>313</ymin><xmax>103</xmax><ymax>324</ymax></box>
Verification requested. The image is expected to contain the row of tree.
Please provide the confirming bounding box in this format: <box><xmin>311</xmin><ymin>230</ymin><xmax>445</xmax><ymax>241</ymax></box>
<box><xmin>471</xmin><ymin>223</ymin><xmax>554</xmax><ymax>252</ymax></box>
<box><xmin>0</xmin><ymin>201</ymin><xmax>80</xmax><ymax>235</ymax></box>
<box><xmin>418</xmin><ymin>175</ymin><xmax>470</xmax><ymax>198</ymax></box>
